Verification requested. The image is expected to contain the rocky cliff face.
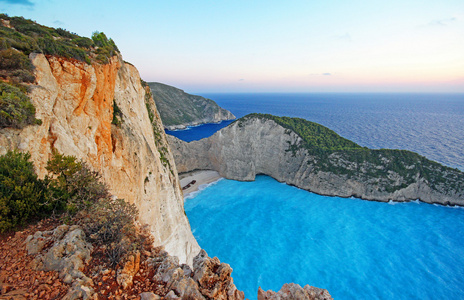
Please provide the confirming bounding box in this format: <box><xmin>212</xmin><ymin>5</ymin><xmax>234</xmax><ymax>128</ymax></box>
<box><xmin>0</xmin><ymin>53</ymin><xmax>200</xmax><ymax>266</ymax></box>
<box><xmin>149</xmin><ymin>82</ymin><xmax>235</xmax><ymax>130</ymax></box>
<box><xmin>168</xmin><ymin>116</ymin><xmax>464</xmax><ymax>205</ymax></box>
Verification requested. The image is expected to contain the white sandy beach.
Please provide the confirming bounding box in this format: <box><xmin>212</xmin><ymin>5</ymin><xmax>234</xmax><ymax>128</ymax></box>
<box><xmin>179</xmin><ymin>170</ymin><xmax>222</xmax><ymax>197</ymax></box>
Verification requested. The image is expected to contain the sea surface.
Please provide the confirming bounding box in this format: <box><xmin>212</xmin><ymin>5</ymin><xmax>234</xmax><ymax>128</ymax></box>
<box><xmin>185</xmin><ymin>176</ymin><xmax>464</xmax><ymax>300</ymax></box>
<box><xmin>170</xmin><ymin>93</ymin><xmax>464</xmax><ymax>299</ymax></box>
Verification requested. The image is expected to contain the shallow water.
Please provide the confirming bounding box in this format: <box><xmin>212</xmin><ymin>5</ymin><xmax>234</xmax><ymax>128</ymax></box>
<box><xmin>185</xmin><ymin>176</ymin><xmax>464</xmax><ymax>300</ymax></box>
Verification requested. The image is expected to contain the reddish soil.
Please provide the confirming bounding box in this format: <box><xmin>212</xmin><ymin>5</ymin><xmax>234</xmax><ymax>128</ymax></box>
<box><xmin>0</xmin><ymin>219</ymin><xmax>169</xmax><ymax>300</ymax></box>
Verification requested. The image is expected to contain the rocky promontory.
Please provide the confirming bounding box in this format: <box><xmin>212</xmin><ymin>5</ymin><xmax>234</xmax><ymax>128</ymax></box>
<box><xmin>168</xmin><ymin>113</ymin><xmax>464</xmax><ymax>205</ymax></box>
<box><xmin>0</xmin><ymin>15</ymin><xmax>199</xmax><ymax>266</ymax></box>
<box><xmin>149</xmin><ymin>82</ymin><xmax>235</xmax><ymax>130</ymax></box>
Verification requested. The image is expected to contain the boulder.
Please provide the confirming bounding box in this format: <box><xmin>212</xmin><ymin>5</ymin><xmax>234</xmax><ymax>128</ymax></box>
<box><xmin>258</xmin><ymin>283</ymin><xmax>332</xmax><ymax>300</ymax></box>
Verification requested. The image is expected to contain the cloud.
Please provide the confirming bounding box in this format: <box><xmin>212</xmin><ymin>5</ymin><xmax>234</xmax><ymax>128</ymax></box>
<box><xmin>322</xmin><ymin>73</ymin><xmax>331</xmax><ymax>76</ymax></box>
<box><xmin>238</xmin><ymin>79</ymin><xmax>245</xmax><ymax>81</ymax></box>
<box><xmin>0</xmin><ymin>0</ymin><xmax>34</xmax><ymax>6</ymax></box>
<box><xmin>53</xmin><ymin>20</ymin><xmax>64</xmax><ymax>26</ymax></box>
<box><xmin>427</xmin><ymin>17</ymin><xmax>456</xmax><ymax>27</ymax></box>
<box><xmin>334</xmin><ymin>33</ymin><xmax>351</xmax><ymax>42</ymax></box>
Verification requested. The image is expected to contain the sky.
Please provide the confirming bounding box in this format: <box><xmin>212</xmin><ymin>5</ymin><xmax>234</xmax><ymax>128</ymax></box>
<box><xmin>2</xmin><ymin>0</ymin><xmax>464</xmax><ymax>93</ymax></box>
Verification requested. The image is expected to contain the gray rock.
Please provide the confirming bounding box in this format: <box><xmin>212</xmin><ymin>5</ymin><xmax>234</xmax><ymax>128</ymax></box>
<box><xmin>193</xmin><ymin>249</ymin><xmax>244</xmax><ymax>300</ymax></box>
<box><xmin>258</xmin><ymin>283</ymin><xmax>332</xmax><ymax>300</ymax></box>
<box><xmin>164</xmin><ymin>290</ymin><xmax>179</xmax><ymax>299</ymax></box>
<box><xmin>28</xmin><ymin>226</ymin><xmax>95</xmax><ymax>300</ymax></box>
<box><xmin>140</xmin><ymin>292</ymin><xmax>161</xmax><ymax>300</ymax></box>
<box><xmin>168</xmin><ymin>116</ymin><xmax>464</xmax><ymax>205</ymax></box>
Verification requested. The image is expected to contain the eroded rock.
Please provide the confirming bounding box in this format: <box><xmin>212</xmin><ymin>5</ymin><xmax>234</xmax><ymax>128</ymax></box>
<box><xmin>117</xmin><ymin>251</ymin><xmax>141</xmax><ymax>289</ymax></box>
<box><xmin>27</xmin><ymin>226</ymin><xmax>95</xmax><ymax>299</ymax></box>
<box><xmin>258</xmin><ymin>283</ymin><xmax>332</xmax><ymax>300</ymax></box>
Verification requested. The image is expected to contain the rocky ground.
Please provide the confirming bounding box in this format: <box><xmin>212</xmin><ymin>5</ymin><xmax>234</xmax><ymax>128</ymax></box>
<box><xmin>0</xmin><ymin>219</ymin><xmax>332</xmax><ymax>300</ymax></box>
<box><xmin>0</xmin><ymin>219</ymin><xmax>244</xmax><ymax>300</ymax></box>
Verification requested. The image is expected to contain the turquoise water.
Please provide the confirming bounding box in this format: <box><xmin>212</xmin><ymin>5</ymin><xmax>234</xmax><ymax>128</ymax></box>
<box><xmin>185</xmin><ymin>176</ymin><xmax>464</xmax><ymax>300</ymax></box>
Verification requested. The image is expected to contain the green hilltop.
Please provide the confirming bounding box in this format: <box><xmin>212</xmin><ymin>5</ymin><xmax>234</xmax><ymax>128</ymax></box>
<box><xmin>238</xmin><ymin>113</ymin><xmax>464</xmax><ymax>194</ymax></box>
<box><xmin>0</xmin><ymin>14</ymin><xmax>119</xmax><ymax>130</ymax></box>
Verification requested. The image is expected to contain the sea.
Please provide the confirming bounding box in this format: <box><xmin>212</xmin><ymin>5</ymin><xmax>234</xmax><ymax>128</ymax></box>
<box><xmin>168</xmin><ymin>93</ymin><xmax>464</xmax><ymax>300</ymax></box>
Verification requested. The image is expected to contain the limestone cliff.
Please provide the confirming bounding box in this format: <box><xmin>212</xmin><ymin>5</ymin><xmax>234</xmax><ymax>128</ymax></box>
<box><xmin>149</xmin><ymin>82</ymin><xmax>235</xmax><ymax>130</ymax></box>
<box><xmin>0</xmin><ymin>53</ymin><xmax>200</xmax><ymax>266</ymax></box>
<box><xmin>168</xmin><ymin>114</ymin><xmax>464</xmax><ymax>206</ymax></box>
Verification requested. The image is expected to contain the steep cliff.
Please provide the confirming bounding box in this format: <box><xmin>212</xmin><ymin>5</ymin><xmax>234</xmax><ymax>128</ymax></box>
<box><xmin>0</xmin><ymin>52</ymin><xmax>200</xmax><ymax>266</ymax></box>
<box><xmin>149</xmin><ymin>82</ymin><xmax>235</xmax><ymax>130</ymax></box>
<box><xmin>168</xmin><ymin>114</ymin><xmax>464</xmax><ymax>205</ymax></box>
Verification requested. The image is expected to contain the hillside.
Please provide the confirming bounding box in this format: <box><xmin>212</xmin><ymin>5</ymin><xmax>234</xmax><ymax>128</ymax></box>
<box><xmin>168</xmin><ymin>113</ymin><xmax>464</xmax><ymax>205</ymax></box>
<box><xmin>0</xmin><ymin>14</ymin><xmax>200</xmax><ymax>266</ymax></box>
<box><xmin>149</xmin><ymin>82</ymin><xmax>235</xmax><ymax>130</ymax></box>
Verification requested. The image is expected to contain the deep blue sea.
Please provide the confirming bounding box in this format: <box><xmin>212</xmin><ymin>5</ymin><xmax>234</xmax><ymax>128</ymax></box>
<box><xmin>167</xmin><ymin>93</ymin><xmax>464</xmax><ymax>170</ymax></box>
<box><xmin>170</xmin><ymin>93</ymin><xmax>464</xmax><ymax>299</ymax></box>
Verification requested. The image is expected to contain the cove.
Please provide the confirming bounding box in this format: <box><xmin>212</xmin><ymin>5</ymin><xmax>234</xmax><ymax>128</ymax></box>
<box><xmin>184</xmin><ymin>175</ymin><xmax>464</xmax><ymax>300</ymax></box>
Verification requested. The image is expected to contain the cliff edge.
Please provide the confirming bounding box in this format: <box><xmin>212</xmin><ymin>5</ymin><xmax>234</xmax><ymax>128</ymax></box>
<box><xmin>168</xmin><ymin>114</ymin><xmax>464</xmax><ymax>205</ymax></box>
<box><xmin>149</xmin><ymin>82</ymin><xmax>235</xmax><ymax>130</ymax></box>
<box><xmin>0</xmin><ymin>52</ymin><xmax>200</xmax><ymax>266</ymax></box>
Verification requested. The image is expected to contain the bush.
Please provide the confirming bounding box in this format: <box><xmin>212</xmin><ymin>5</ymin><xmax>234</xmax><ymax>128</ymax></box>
<box><xmin>72</xmin><ymin>37</ymin><xmax>94</xmax><ymax>49</ymax></box>
<box><xmin>11</xmin><ymin>69</ymin><xmax>35</xmax><ymax>83</ymax></box>
<box><xmin>76</xmin><ymin>197</ymin><xmax>139</xmax><ymax>267</ymax></box>
<box><xmin>0</xmin><ymin>48</ymin><xmax>34</xmax><ymax>71</ymax></box>
<box><xmin>112</xmin><ymin>99</ymin><xmax>123</xmax><ymax>126</ymax></box>
<box><xmin>0</xmin><ymin>149</ymin><xmax>148</xmax><ymax>266</ymax></box>
<box><xmin>45</xmin><ymin>152</ymin><xmax>109</xmax><ymax>215</ymax></box>
<box><xmin>0</xmin><ymin>82</ymin><xmax>40</xmax><ymax>129</ymax></box>
<box><xmin>1</xmin><ymin>15</ymin><xmax>118</xmax><ymax>64</ymax></box>
<box><xmin>0</xmin><ymin>151</ymin><xmax>47</xmax><ymax>233</ymax></box>
<box><xmin>91</xmin><ymin>31</ymin><xmax>119</xmax><ymax>63</ymax></box>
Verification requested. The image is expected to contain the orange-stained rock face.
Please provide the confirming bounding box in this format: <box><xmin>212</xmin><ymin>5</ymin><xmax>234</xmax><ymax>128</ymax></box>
<box><xmin>44</xmin><ymin>55</ymin><xmax>119</xmax><ymax>167</ymax></box>
<box><xmin>0</xmin><ymin>53</ymin><xmax>200</xmax><ymax>267</ymax></box>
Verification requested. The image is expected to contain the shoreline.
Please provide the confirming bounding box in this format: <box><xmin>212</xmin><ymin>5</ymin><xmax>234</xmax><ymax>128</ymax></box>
<box><xmin>180</xmin><ymin>170</ymin><xmax>222</xmax><ymax>197</ymax></box>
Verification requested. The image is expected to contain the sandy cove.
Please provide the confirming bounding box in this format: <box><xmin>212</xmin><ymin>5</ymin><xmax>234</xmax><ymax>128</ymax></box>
<box><xmin>179</xmin><ymin>170</ymin><xmax>222</xmax><ymax>197</ymax></box>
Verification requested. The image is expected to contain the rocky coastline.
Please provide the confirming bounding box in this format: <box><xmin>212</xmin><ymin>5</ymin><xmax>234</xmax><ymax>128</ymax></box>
<box><xmin>168</xmin><ymin>114</ymin><xmax>464</xmax><ymax>206</ymax></box>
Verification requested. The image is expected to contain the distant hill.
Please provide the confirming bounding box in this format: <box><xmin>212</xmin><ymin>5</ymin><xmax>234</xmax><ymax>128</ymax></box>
<box><xmin>168</xmin><ymin>113</ymin><xmax>464</xmax><ymax>205</ymax></box>
<box><xmin>148</xmin><ymin>82</ymin><xmax>235</xmax><ymax>130</ymax></box>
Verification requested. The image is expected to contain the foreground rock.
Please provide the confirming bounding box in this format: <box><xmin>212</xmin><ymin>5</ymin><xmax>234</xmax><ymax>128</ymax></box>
<box><xmin>149</xmin><ymin>82</ymin><xmax>235</xmax><ymax>130</ymax></box>
<box><xmin>151</xmin><ymin>249</ymin><xmax>244</xmax><ymax>299</ymax></box>
<box><xmin>22</xmin><ymin>223</ymin><xmax>244</xmax><ymax>300</ymax></box>
<box><xmin>168</xmin><ymin>114</ymin><xmax>464</xmax><ymax>205</ymax></box>
<box><xmin>26</xmin><ymin>225</ymin><xmax>95</xmax><ymax>299</ymax></box>
<box><xmin>258</xmin><ymin>283</ymin><xmax>332</xmax><ymax>300</ymax></box>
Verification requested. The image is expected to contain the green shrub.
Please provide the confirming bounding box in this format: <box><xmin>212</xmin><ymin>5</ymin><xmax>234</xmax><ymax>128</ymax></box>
<box><xmin>45</xmin><ymin>152</ymin><xmax>109</xmax><ymax>215</ymax></box>
<box><xmin>72</xmin><ymin>37</ymin><xmax>93</xmax><ymax>49</ymax></box>
<box><xmin>0</xmin><ymin>151</ymin><xmax>47</xmax><ymax>233</ymax></box>
<box><xmin>0</xmin><ymin>82</ymin><xmax>41</xmax><ymax>129</ymax></box>
<box><xmin>112</xmin><ymin>99</ymin><xmax>123</xmax><ymax>126</ymax></box>
<box><xmin>11</xmin><ymin>69</ymin><xmax>35</xmax><ymax>83</ymax></box>
<box><xmin>91</xmin><ymin>31</ymin><xmax>119</xmax><ymax>63</ymax></box>
<box><xmin>0</xmin><ymin>48</ymin><xmax>34</xmax><ymax>71</ymax></box>
<box><xmin>76</xmin><ymin>197</ymin><xmax>138</xmax><ymax>267</ymax></box>
<box><xmin>1</xmin><ymin>15</ymin><xmax>119</xmax><ymax>64</ymax></box>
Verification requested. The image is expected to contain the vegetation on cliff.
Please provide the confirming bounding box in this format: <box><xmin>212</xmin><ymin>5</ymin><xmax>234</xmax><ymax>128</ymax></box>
<box><xmin>148</xmin><ymin>82</ymin><xmax>235</xmax><ymax>128</ymax></box>
<box><xmin>141</xmin><ymin>80</ymin><xmax>173</xmax><ymax>173</ymax></box>
<box><xmin>0</xmin><ymin>82</ymin><xmax>41</xmax><ymax>128</ymax></box>
<box><xmin>0</xmin><ymin>14</ymin><xmax>119</xmax><ymax>129</ymax></box>
<box><xmin>0</xmin><ymin>150</ymin><xmax>147</xmax><ymax>268</ymax></box>
<box><xmin>238</xmin><ymin>113</ymin><xmax>464</xmax><ymax>194</ymax></box>
<box><xmin>0</xmin><ymin>14</ymin><xmax>119</xmax><ymax>65</ymax></box>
